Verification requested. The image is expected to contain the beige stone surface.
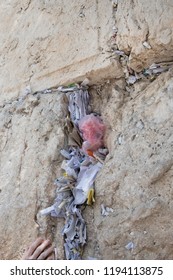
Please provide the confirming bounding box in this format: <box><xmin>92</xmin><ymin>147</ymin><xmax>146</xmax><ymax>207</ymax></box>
<box><xmin>1</xmin><ymin>0</ymin><xmax>173</xmax><ymax>260</ymax></box>
<box><xmin>84</xmin><ymin>69</ymin><xmax>173</xmax><ymax>259</ymax></box>
<box><xmin>0</xmin><ymin>93</ymin><xmax>66</xmax><ymax>259</ymax></box>
<box><xmin>116</xmin><ymin>0</ymin><xmax>173</xmax><ymax>71</ymax></box>
<box><xmin>0</xmin><ymin>0</ymin><xmax>122</xmax><ymax>104</ymax></box>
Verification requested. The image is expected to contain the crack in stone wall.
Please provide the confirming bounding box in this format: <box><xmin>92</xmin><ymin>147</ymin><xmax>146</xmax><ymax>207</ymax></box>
<box><xmin>1</xmin><ymin>0</ymin><xmax>173</xmax><ymax>259</ymax></box>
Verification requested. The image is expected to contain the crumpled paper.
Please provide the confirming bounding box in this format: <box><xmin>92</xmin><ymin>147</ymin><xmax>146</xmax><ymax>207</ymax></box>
<box><xmin>40</xmin><ymin>85</ymin><xmax>107</xmax><ymax>259</ymax></box>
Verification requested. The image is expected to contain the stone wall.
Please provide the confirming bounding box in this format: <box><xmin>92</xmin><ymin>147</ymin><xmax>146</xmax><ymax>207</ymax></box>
<box><xmin>87</xmin><ymin>70</ymin><xmax>173</xmax><ymax>259</ymax></box>
<box><xmin>0</xmin><ymin>0</ymin><xmax>122</xmax><ymax>104</ymax></box>
<box><xmin>0</xmin><ymin>93</ymin><xmax>66</xmax><ymax>259</ymax></box>
<box><xmin>0</xmin><ymin>0</ymin><xmax>173</xmax><ymax>259</ymax></box>
<box><xmin>116</xmin><ymin>0</ymin><xmax>173</xmax><ymax>71</ymax></box>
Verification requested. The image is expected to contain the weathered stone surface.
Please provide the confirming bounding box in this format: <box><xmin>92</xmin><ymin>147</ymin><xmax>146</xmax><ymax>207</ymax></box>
<box><xmin>86</xmin><ymin>70</ymin><xmax>173</xmax><ymax>259</ymax></box>
<box><xmin>0</xmin><ymin>93</ymin><xmax>66</xmax><ymax>259</ymax></box>
<box><xmin>1</xmin><ymin>0</ymin><xmax>173</xmax><ymax>260</ymax></box>
<box><xmin>0</xmin><ymin>0</ymin><xmax>122</xmax><ymax>104</ymax></box>
<box><xmin>116</xmin><ymin>0</ymin><xmax>173</xmax><ymax>71</ymax></box>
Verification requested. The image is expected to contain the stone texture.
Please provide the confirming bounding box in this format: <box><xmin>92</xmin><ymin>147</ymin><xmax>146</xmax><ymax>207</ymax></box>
<box><xmin>0</xmin><ymin>0</ymin><xmax>122</xmax><ymax>104</ymax></box>
<box><xmin>116</xmin><ymin>0</ymin><xmax>173</xmax><ymax>71</ymax></box>
<box><xmin>1</xmin><ymin>0</ymin><xmax>173</xmax><ymax>260</ymax></box>
<box><xmin>85</xmin><ymin>69</ymin><xmax>173</xmax><ymax>259</ymax></box>
<box><xmin>0</xmin><ymin>93</ymin><xmax>66</xmax><ymax>259</ymax></box>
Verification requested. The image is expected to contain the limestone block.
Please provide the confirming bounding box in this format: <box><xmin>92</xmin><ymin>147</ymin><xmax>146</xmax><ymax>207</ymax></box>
<box><xmin>116</xmin><ymin>0</ymin><xmax>173</xmax><ymax>71</ymax></box>
<box><xmin>0</xmin><ymin>0</ymin><xmax>122</xmax><ymax>104</ymax></box>
<box><xmin>0</xmin><ymin>93</ymin><xmax>66</xmax><ymax>259</ymax></box>
<box><xmin>86</xmin><ymin>70</ymin><xmax>173</xmax><ymax>259</ymax></box>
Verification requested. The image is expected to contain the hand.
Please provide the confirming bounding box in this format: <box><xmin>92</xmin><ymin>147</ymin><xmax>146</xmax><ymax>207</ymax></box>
<box><xmin>22</xmin><ymin>237</ymin><xmax>55</xmax><ymax>260</ymax></box>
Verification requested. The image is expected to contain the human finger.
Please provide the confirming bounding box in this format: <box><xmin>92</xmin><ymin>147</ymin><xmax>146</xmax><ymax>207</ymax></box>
<box><xmin>30</xmin><ymin>239</ymin><xmax>51</xmax><ymax>259</ymax></box>
<box><xmin>46</xmin><ymin>252</ymin><xmax>55</xmax><ymax>260</ymax></box>
<box><xmin>22</xmin><ymin>237</ymin><xmax>44</xmax><ymax>260</ymax></box>
<box><xmin>37</xmin><ymin>245</ymin><xmax>55</xmax><ymax>260</ymax></box>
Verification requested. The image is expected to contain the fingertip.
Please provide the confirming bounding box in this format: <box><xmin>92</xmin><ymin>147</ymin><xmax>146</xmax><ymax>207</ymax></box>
<box><xmin>47</xmin><ymin>252</ymin><xmax>55</xmax><ymax>260</ymax></box>
<box><xmin>45</xmin><ymin>239</ymin><xmax>51</xmax><ymax>245</ymax></box>
<box><xmin>35</xmin><ymin>237</ymin><xmax>44</xmax><ymax>243</ymax></box>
